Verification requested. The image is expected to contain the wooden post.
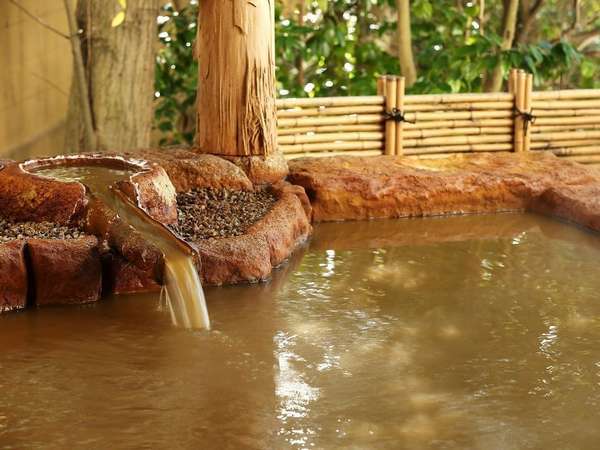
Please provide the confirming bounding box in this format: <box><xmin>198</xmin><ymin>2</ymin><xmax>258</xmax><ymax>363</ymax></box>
<box><xmin>377</xmin><ymin>75</ymin><xmax>387</xmax><ymax>96</ymax></box>
<box><xmin>395</xmin><ymin>77</ymin><xmax>406</xmax><ymax>156</ymax></box>
<box><xmin>384</xmin><ymin>76</ymin><xmax>398</xmax><ymax>156</ymax></box>
<box><xmin>513</xmin><ymin>70</ymin><xmax>527</xmax><ymax>153</ymax></box>
<box><xmin>196</xmin><ymin>0</ymin><xmax>277</xmax><ymax>157</ymax></box>
<box><xmin>523</xmin><ymin>73</ymin><xmax>533</xmax><ymax>152</ymax></box>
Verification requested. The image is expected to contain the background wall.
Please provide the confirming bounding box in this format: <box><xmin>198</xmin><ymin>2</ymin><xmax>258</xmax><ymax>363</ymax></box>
<box><xmin>0</xmin><ymin>0</ymin><xmax>74</xmax><ymax>160</ymax></box>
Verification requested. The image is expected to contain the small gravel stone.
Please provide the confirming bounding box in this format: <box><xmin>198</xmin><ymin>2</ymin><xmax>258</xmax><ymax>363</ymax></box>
<box><xmin>0</xmin><ymin>218</ymin><xmax>85</xmax><ymax>243</ymax></box>
<box><xmin>169</xmin><ymin>187</ymin><xmax>277</xmax><ymax>241</ymax></box>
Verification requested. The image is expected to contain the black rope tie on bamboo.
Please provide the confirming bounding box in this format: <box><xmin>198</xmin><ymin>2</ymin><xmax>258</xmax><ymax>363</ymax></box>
<box><xmin>384</xmin><ymin>108</ymin><xmax>415</xmax><ymax>124</ymax></box>
<box><xmin>515</xmin><ymin>108</ymin><xmax>537</xmax><ymax>135</ymax></box>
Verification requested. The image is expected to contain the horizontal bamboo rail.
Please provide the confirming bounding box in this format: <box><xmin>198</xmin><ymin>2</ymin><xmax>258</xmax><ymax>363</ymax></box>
<box><xmin>280</xmin><ymin>141</ymin><xmax>384</xmax><ymax>154</ymax></box>
<box><xmin>403</xmin><ymin>127</ymin><xmax>513</xmax><ymax>139</ymax></box>
<box><xmin>276</xmin><ymin>75</ymin><xmax>600</xmax><ymax>164</ymax></box>
<box><xmin>279</xmin><ymin>131</ymin><xmax>383</xmax><ymax>145</ymax></box>
<box><xmin>531</xmin><ymin>139</ymin><xmax>600</xmax><ymax>150</ymax></box>
<box><xmin>278</xmin><ymin>124</ymin><xmax>383</xmax><ymax>136</ymax></box>
<box><xmin>531</xmin><ymin>89</ymin><xmax>600</xmax><ymax>100</ymax></box>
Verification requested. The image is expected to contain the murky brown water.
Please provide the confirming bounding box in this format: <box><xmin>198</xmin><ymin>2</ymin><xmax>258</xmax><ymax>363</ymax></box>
<box><xmin>1</xmin><ymin>213</ymin><xmax>600</xmax><ymax>449</ymax></box>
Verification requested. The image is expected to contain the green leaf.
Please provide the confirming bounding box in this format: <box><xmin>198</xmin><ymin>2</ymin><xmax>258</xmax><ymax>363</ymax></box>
<box><xmin>111</xmin><ymin>11</ymin><xmax>125</xmax><ymax>27</ymax></box>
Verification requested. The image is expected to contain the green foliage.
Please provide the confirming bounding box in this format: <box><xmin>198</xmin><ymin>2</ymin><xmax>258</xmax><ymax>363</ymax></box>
<box><xmin>155</xmin><ymin>1</ymin><xmax>198</xmax><ymax>145</ymax></box>
<box><xmin>154</xmin><ymin>0</ymin><xmax>599</xmax><ymax>145</ymax></box>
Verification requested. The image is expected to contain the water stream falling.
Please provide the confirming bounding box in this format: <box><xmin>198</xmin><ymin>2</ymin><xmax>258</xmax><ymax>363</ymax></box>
<box><xmin>34</xmin><ymin>165</ymin><xmax>210</xmax><ymax>330</ymax></box>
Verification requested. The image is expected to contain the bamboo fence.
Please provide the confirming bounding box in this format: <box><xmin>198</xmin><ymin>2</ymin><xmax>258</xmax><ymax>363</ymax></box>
<box><xmin>276</xmin><ymin>70</ymin><xmax>600</xmax><ymax>166</ymax></box>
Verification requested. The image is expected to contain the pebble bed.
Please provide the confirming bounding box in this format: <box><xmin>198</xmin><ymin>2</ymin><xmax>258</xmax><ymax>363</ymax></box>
<box><xmin>170</xmin><ymin>188</ymin><xmax>277</xmax><ymax>241</ymax></box>
<box><xmin>0</xmin><ymin>219</ymin><xmax>85</xmax><ymax>243</ymax></box>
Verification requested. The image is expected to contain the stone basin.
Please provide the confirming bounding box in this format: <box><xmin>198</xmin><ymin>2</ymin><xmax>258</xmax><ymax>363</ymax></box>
<box><xmin>0</xmin><ymin>154</ymin><xmax>182</xmax><ymax>311</ymax></box>
<box><xmin>0</xmin><ymin>150</ymin><xmax>313</xmax><ymax>313</ymax></box>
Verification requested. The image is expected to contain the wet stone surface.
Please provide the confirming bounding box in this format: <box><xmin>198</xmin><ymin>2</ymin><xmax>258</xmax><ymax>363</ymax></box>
<box><xmin>170</xmin><ymin>188</ymin><xmax>277</xmax><ymax>241</ymax></box>
<box><xmin>0</xmin><ymin>218</ymin><xmax>85</xmax><ymax>243</ymax></box>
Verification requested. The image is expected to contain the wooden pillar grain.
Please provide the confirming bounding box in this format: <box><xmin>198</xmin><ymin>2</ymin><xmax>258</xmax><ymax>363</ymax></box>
<box><xmin>196</xmin><ymin>0</ymin><xmax>277</xmax><ymax>157</ymax></box>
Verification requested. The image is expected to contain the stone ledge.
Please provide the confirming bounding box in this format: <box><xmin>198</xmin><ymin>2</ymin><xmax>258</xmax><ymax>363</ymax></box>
<box><xmin>288</xmin><ymin>152</ymin><xmax>600</xmax><ymax>233</ymax></box>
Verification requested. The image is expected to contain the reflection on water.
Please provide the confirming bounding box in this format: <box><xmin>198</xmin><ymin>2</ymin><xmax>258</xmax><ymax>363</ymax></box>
<box><xmin>1</xmin><ymin>213</ymin><xmax>600</xmax><ymax>449</ymax></box>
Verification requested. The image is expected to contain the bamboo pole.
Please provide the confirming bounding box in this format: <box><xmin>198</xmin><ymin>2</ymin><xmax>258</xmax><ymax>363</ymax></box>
<box><xmin>508</xmin><ymin>68</ymin><xmax>518</xmax><ymax>95</ymax></box>
<box><xmin>531</xmin><ymin>130</ymin><xmax>600</xmax><ymax>141</ymax></box>
<box><xmin>404</xmin><ymin>101</ymin><xmax>514</xmax><ymax>112</ymax></box>
<box><xmin>513</xmin><ymin>70</ymin><xmax>526</xmax><ymax>153</ymax></box>
<box><xmin>404</xmin><ymin>92</ymin><xmax>514</xmax><ymax>104</ymax></box>
<box><xmin>278</xmin><ymin>124</ymin><xmax>383</xmax><ymax>135</ymax></box>
<box><xmin>531</xmin><ymin>89</ymin><xmax>600</xmax><ymax>100</ymax></box>
<box><xmin>377</xmin><ymin>75</ymin><xmax>387</xmax><ymax>96</ymax></box>
<box><xmin>395</xmin><ymin>77</ymin><xmax>405</xmax><ymax>156</ymax></box>
<box><xmin>284</xmin><ymin>150</ymin><xmax>382</xmax><ymax>159</ymax></box>
<box><xmin>278</xmin><ymin>131</ymin><xmax>384</xmax><ymax>145</ymax></box>
<box><xmin>278</xmin><ymin>114</ymin><xmax>382</xmax><ymax>128</ymax></box>
<box><xmin>280</xmin><ymin>141</ymin><xmax>384</xmax><ymax>153</ymax></box>
<box><xmin>534</xmin><ymin>116</ymin><xmax>600</xmax><ymax>126</ymax></box>
<box><xmin>277</xmin><ymin>105</ymin><xmax>384</xmax><ymax>118</ymax></box>
<box><xmin>276</xmin><ymin>96</ymin><xmax>384</xmax><ymax>109</ymax></box>
<box><xmin>404</xmin><ymin>134</ymin><xmax>513</xmax><ymax>148</ymax></box>
<box><xmin>403</xmin><ymin>118</ymin><xmax>514</xmax><ymax>129</ymax></box>
<box><xmin>404</xmin><ymin>143</ymin><xmax>513</xmax><ymax>155</ymax></box>
<box><xmin>532</xmin><ymin>99</ymin><xmax>600</xmax><ymax>109</ymax></box>
<box><xmin>403</xmin><ymin>126</ymin><xmax>513</xmax><ymax>139</ymax></box>
<box><xmin>523</xmin><ymin>73</ymin><xmax>533</xmax><ymax>152</ymax></box>
<box><xmin>405</xmin><ymin>110</ymin><xmax>513</xmax><ymax>122</ymax></box>
<box><xmin>532</xmin><ymin>123</ymin><xmax>600</xmax><ymax>133</ymax></box>
<box><xmin>533</xmin><ymin>108</ymin><xmax>600</xmax><ymax>117</ymax></box>
<box><xmin>385</xmin><ymin>76</ymin><xmax>398</xmax><ymax>155</ymax></box>
<box><xmin>530</xmin><ymin>139</ymin><xmax>600</xmax><ymax>149</ymax></box>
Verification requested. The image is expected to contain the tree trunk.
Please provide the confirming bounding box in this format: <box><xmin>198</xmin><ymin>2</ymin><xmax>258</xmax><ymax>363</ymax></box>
<box><xmin>484</xmin><ymin>0</ymin><xmax>520</xmax><ymax>92</ymax></box>
<box><xmin>65</xmin><ymin>0</ymin><xmax>158</xmax><ymax>153</ymax></box>
<box><xmin>396</xmin><ymin>0</ymin><xmax>417</xmax><ymax>87</ymax></box>
<box><xmin>515</xmin><ymin>0</ymin><xmax>545</xmax><ymax>44</ymax></box>
<box><xmin>196</xmin><ymin>0</ymin><xmax>277</xmax><ymax>157</ymax></box>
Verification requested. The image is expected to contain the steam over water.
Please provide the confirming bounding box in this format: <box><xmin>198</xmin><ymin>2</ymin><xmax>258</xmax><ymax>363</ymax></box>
<box><xmin>2</xmin><ymin>214</ymin><xmax>600</xmax><ymax>448</ymax></box>
<box><xmin>33</xmin><ymin>165</ymin><xmax>210</xmax><ymax>330</ymax></box>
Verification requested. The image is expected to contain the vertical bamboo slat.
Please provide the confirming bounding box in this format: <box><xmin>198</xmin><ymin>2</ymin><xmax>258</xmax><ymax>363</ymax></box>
<box><xmin>377</xmin><ymin>75</ymin><xmax>387</xmax><ymax>96</ymax></box>
<box><xmin>523</xmin><ymin>73</ymin><xmax>533</xmax><ymax>152</ymax></box>
<box><xmin>514</xmin><ymin>70</ymin><xmax>527</xmax><ymax>153</ymax></box>
<box><xmin>395</xmin><ymin>77</ymin><xmax>405</xmax><ymax>156</ymax></box>
<box><xmin>385</xmin><ymin>76</ymin><xmax>398</xmax><ymax>156</ymax></box>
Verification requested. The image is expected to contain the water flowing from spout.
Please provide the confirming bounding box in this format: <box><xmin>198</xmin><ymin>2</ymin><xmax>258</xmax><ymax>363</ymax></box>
<box><xmin>34</xmin><ymin>165</ymin><xmax>210</xmax><ymax>330</ymax></box>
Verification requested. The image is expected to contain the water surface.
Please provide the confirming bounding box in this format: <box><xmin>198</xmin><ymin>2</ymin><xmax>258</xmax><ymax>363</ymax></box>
<box><xmin>1</xmin><ymin>213</ymin><xmax>600</xmax><ymax>449</ymax></box>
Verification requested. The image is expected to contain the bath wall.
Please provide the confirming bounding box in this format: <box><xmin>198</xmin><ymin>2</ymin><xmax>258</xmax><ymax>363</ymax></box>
<box><xmin>0</xmin><ymin>0</ymin><xmax>75</xmax><ymax>160</ymax></box>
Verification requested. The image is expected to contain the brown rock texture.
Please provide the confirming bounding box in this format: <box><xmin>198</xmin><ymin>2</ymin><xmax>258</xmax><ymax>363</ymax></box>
<box><xmin>0</xmin><ymin>161</ymin><xmax>86</xmax><ymax>226</ymax></box>
<box><xmin>195</xmin><ymin>181</ymin><xmax>312</xmax><ymax>285</ymax></box>
<box><xmin>288</xmin><ymin>152</ymin><xmax>600</xmax><ymax>231</ymax></box>
<box><xmin>22</xmin><ymin>153</ymin><xmax>179</xmax><ymax>225</ymax></box>
<box><xmin>0</xmin><ymin>240</ymin><xmax>28</xmax><ymax>312</ymax></box>
<box><xmin>221</xmin><ymin>153</ymin><xmax>289</xmax><ymax>185</ymax></box>
<box><xmin>85</xmin><ymin>197</ymin><xmax>165</xmax><ymax>294</ymax></box>
<box><xmin>133</xmin><ymin>148</ymin><xmax>253</xmax><ymax>192</ymax></box>
<box><xmin>27</xmin><ymin>236</ymin><xmax>103</xmax><ymax>306</ymax></box>
<box><xmin>103</xmin><ymin>253</ymin><xmax>162</xmax><ymax>295</ymax></box>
